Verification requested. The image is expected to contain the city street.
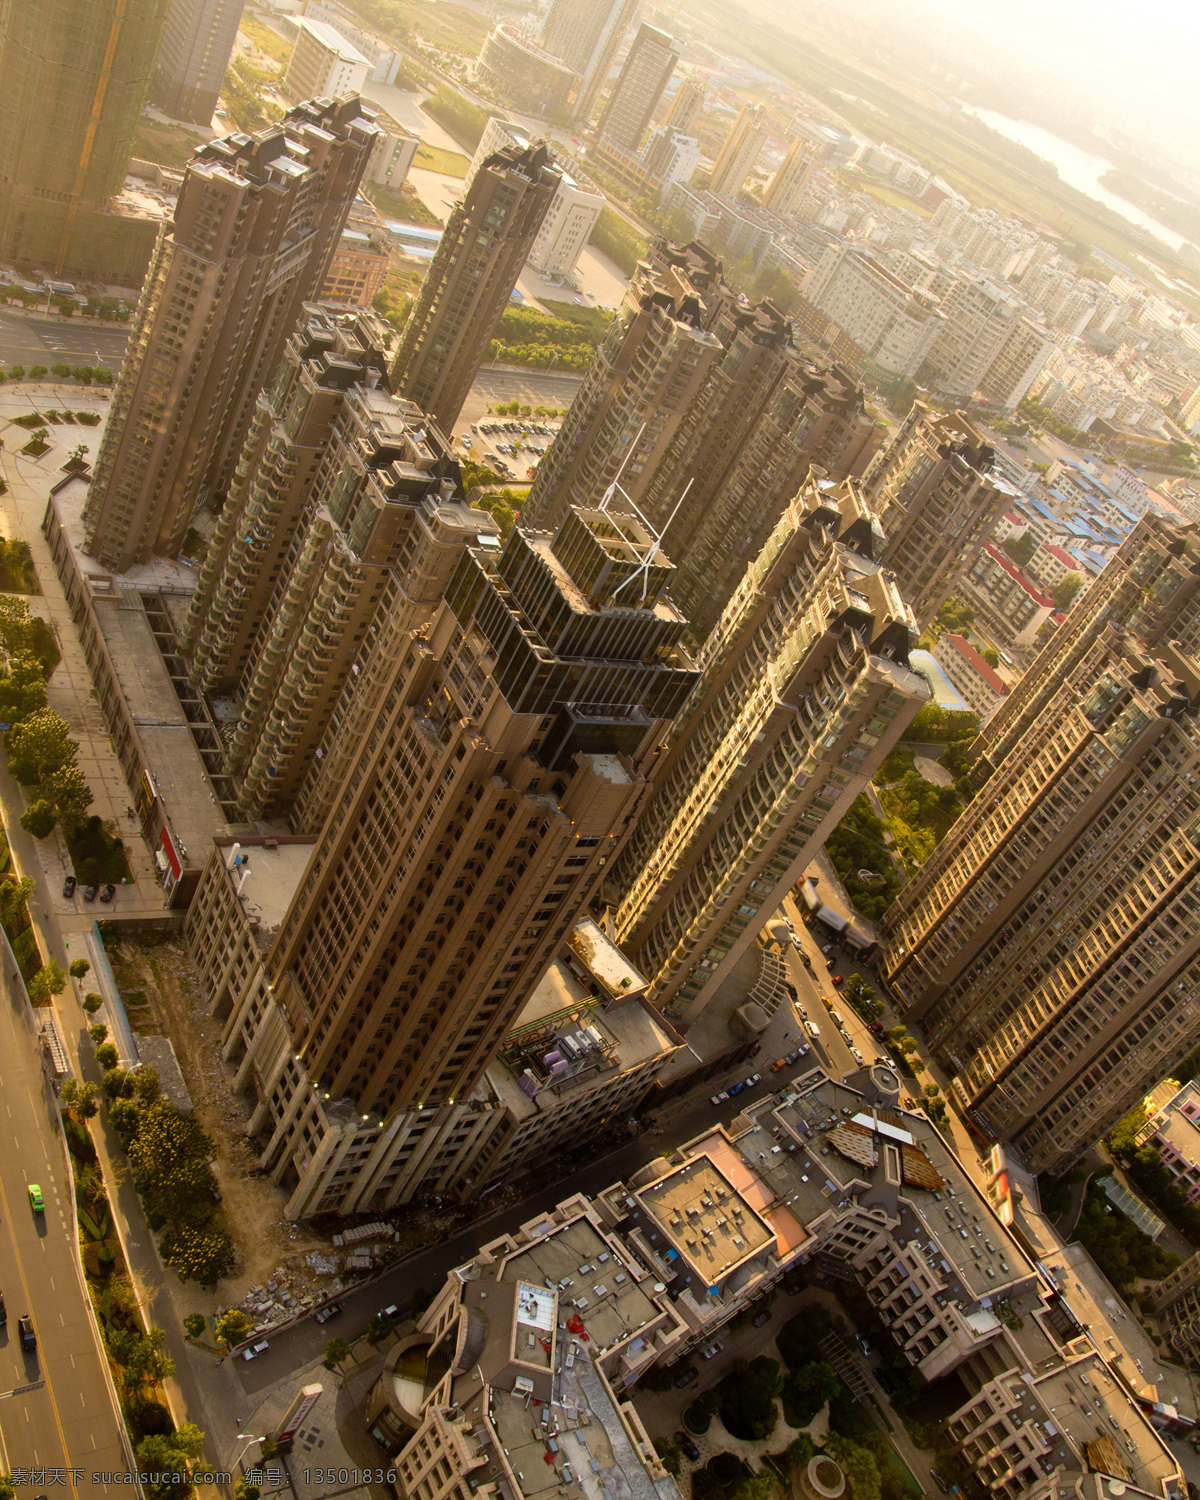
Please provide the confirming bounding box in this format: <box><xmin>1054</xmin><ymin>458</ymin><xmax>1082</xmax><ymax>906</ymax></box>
<box><xmin>0</xmin><ymin>308</ymin><xmax>128</xmax><ymax>371</ymax></box>
<box><xmin>0</xmin><ymin>940</ymin><xmax>131</xmax><ymax>1493</ymax></box>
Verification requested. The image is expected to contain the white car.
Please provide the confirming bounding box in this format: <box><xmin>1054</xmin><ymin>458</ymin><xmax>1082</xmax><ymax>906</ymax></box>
<box><xmin>700</xmin><ymin>1341</ymin><xmax>724</xmax><ymax>1360</ymax></box>
<box><xmin>242</xmin><ymin>1339</ymin><xmax>270</xmax><ymax>1361</ymax></box>
<box><xmin>710</xmin><ymin>1090</ymin><xmax>729</xmax><ymax>1106</ymax></box>
<box><xmin>806</xmin><ymin>1021</ymin><xmax>821</xmax><ymax>1038</ymax></box>
<box><xmin>851</xmin><ymin>1047</ymin><xmax>864</xmax><ymax>1064</ymax></box>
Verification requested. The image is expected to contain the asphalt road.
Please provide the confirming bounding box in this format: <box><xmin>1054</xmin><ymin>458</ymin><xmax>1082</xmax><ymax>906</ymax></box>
<box><xmin>0</xmin><ymin>959</ymin><xmax>131</xmax><ymax>1494</ymax></box>
<box><xmin>0</xmin><ymin>308</ymin><xmax>129</xmax><ymax>371</ymax></box>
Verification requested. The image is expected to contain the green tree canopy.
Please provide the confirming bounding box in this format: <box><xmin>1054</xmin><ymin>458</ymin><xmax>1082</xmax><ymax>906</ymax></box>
<box><xmin>28</xmin><ymin>959</ymin><xmax>66</xmax><ymax>1003</ymax></box>
<box><xmin>7</xmin><ymin>707</ymin><xmax>76</xmax><ymax>785</ymax></box>
<box><xmin>160</xmin><ymin>1225</ymin><xmax>235</xmax><ymax>1287</ymax></box>
<box><xmin>214</xmin><ymin>1308</ymin><xmax>255</xmax><ymax>1350</ymax></box>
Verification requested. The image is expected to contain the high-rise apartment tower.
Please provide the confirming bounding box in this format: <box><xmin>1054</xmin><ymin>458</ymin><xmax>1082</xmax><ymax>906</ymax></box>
<box><xmin>150</xmin><ymin>0</ymin><xmax>246</xmax><ymax>125</ymax></box>
<box><xmin>880</xmin><ymin>517</ymin><xmax>1200</xmax><ymax>1174</ymax></box>
<box><xmin>0</xmin><ymin>0</ymin><xmax>171</xmax><ymax>275</ymax></box>
<box><xmin>83</xmin><ymin>98</ymin><xmax>380</xmax><ymax>573</ymax></box>
<box><xmin>389</xmin><ymin>143</ymin><xmax>559</xmax><ymax>436</ymax></box>
<box><xmin>762</xmin><ymin>137</ymin><xmax>816</xmax><ymax>216</ymax></box>
<box><xmin>612</xmin><ymin>476</ymin><xmax>930</xmax><ymax>1020</ymax></box>
<box><xmin>665</xmin><ymin>76</ymin><xmax>707</xmax><ymax>137</ymax></box>
<box><xmin>540</xmin><ymin>0</ymin><xmax>639</xmax><ymax>125</ymax></box>
<box><xmin>708</xmin><ymin>103</ymin><xmax>770</xmax><ymax>198</ymax></box>
<box><xmin>596</xmin><ymin>24</ymin><xmax>680</xmax><ymax>153</ymax></box>
<box><xmin>867</xmin><ymin>405</ymin><xmax>1016</xmax><ymax>629</ymax></box>
<box><xmin>181</xmin><ymin>307</ymin><xmax>496</xmax><ymax>820</ymax></box>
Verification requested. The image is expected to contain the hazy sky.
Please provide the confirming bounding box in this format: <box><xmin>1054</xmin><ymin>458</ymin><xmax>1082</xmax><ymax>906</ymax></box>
<box><xmin>897</xmin><ymin>0</ymin><xmax>1200</xmax><ymax>165</ymax></box>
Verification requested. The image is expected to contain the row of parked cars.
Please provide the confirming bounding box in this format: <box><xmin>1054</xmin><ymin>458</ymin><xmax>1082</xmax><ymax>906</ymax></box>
<box><xmin>62</xmin><ymin>875</ymin><xmax>116</xmax><ymax>903</ymax></box>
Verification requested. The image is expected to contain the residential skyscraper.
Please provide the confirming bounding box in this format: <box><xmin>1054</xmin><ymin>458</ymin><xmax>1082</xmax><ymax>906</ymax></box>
<box><xmin>665</xmin><ymin>75</ymin><xmax>707</xmax><ymax>137</ymax></box>
<box><xmin>83</xmin><ymin>98</ymin><xmax>380</xmax><ymax>573</ymax></box>
<box><xmin>231</xmin><ymin>507</ymin><xmax>696</xmax><ymax>1211</ymax></box>
<box><xmin>762</xmin><ymin>137</ymin><xmax>816</xmax><ymax>216</ymax></box>
<box><xmin>180</xmin><ymin>306</ymin><xmax>496</xmax><ymax>820</ymax></box>
<box><xmin>596</xmin><ymin>23</ymin><xmax>680</xmax><ymax>153</ymax></box>
<box><xmin>919</xmin><ymin>273</ymin><xmax>1024</xmax><ymax>401</ymax></box>
<box><xmin>867</xmin><ymin>405</ymin><xmax>1017</xmax><ymax>629</ymax></box>
<box><xmin>708</xmin><ymin>102</ymin><xmax>770</xmax><ymax>198</ymax></box>
<box><xmin>523</xmin><ymin>240</ymin><xmax>883</xmax><ymax>633</ymax></box>
<box><xmin>150</xmin><ymin>0</ymin><xmax>245</xmax><ymax>125</ymax></box>
<box><xmin>880</xmin><ymin>558</ymin><xmax>1200</xmax><ymax>1174</ymax></box>
<box><xmin>612</xmin><ymin>476</ymin><xmax>929</xmax><ymax>1021</ymax></box>
<box><xmin>0</xmin><ymin>0</ymin><xmax>171</xmax><ymax>277</ymax></box>
<box><xmin>541</xmin><ymin>0</ymin><xmax>639</xmax><ymax>125</ymax></box>
<box><xmin>389</xmin><ymin>143</ymin><xmax>559</xmax><ymax>435</ymax></box>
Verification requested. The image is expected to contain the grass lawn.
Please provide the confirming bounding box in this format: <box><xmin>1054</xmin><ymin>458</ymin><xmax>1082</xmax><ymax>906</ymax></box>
<box><xmin>367</xmin><ymin>185</ymin><xmax>443</xmax><ymax>227</ymax></box>
<box><xmin>415</xmin><ymin>142</ymin><xmax>470</xmax><ymax>177</ymax></box>
<box><xmin>134</xmin><ymin>122</ymin><xmax>202</xmax><ymax>170</ymax></box>
<box><xmin>540</xmin><ymin>300</ymin><xmax>615</xmax><ymax>341</ymax></box>
<box><xmin>237</xmin><ymin>14</ymin><xmax>291</xmax><ymax>66</ymax></box>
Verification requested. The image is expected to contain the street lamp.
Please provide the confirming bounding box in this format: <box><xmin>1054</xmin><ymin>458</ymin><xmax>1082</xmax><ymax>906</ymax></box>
<box><xmin>230</xmin><ymin>1434</ymin><xmax>267</xmax><ymax>1470</ymax></box>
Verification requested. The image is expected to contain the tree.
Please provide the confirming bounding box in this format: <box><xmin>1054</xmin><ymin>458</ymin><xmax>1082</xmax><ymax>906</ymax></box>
<box><xmin>108</xmin><ymin>1097</ymin><xmax>142</xmax><ymax>1138</ymax></box>
<box><xmin>183</xmin><ymin>1313</ymin><xmax>207</xmax><ymax>1340</ymax></box>
<box><xmin>28</xmin><ymin>959</ymin><xmax>66</xmax><ymax>1004</ymax></box>
<box><xmin>324</xmin><ymin>1335</ymin><xmax>353</xmax><ymax>1372</ymax></box>
<box><xmin>47</xmin><ymin>762</ymin><xmax>93</xmax><ymax>826</ymax></box>
<box><xmin>6</xmin><ymin>707</ymin><xmax>77</xmax><ymax>785</ymax></box>
<box><xmin>161</xmin><ymin>1225</ymin><xmax>235</xmax><ymax>1287</ymax></box>
<box><xmin>214</xmin><ymin>1308</ymin><xmax>255</xmax><ymax>1349</ymax></box>
<box><xmin>0</xmin><ymin>653</ymin><xmax>48</xmax><ymax>725</ymax></box>
<box><xmin>50</xmin><ymin>363</ymin><xmax>71</xmax><ymax>380</ymax></box>
<box><xmin>69</xmin><ymin>958</ymin><xmax>91</xmax><ymax>980</ymax></box>
<box><xmin>134</xmin><ymin>1426</ymin><xmax>205</xmax><ymax>1499</ymax></box>
<box><xmin>0</xmin><ymin>874</ymin><xmax>34</xmax><ymax>923</ymax></box>
<box><xmin>235</xmin><ymin>1484</ymin><xmax>261</xmax><ymax>1500</ymax></box>
<box><xmin>133</xmin><ymin>1066</ymin><xmax>161</xmax><ymax>1106</ymax></box>
<box><xmin>121</xmin><ymin>1326</ymin><xmax>176</xmax><ymax>1395</ymax></box>
<box><xmin>82</xmin><ymin>991</ymin><xmax>104</xmax><ymax>1014</ymax></box>
<box><xmin>19</xmin><ymin>800</ymin><xmax>56</xmax><ymax>838</ymax></box>
<box><xmin>75</xmin><ymin>1081</ymin><xmax>100</xmax><ymax>1119</ymax></box>
<box><xmin>94</xmin><ymin>1041</ymin><xmax>119</xmax><ymax>1068</ymax></box>
<box><xmin>980</xmin><ymin>646</ymin><xmax>1001</xmax><ymax>667</ymax></box>
<box><xmin>1052</xmin><ymin>574</ymin><xmax>1083</xmax><ymax>611</ymax></box>
<box><xmin>102</xmin><ymin>1066</ymin><xmax>135</xmax><ymax>1099</ymax></box>
<box><xmin>128</xmin><ymin>1101</ymin><xmax>219</xmax><ymax>1222</ymax></box>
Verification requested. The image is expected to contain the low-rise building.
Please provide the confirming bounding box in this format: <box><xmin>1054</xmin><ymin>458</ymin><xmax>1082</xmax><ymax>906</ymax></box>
<box><xmin>528</xmin><ymin>173</ymin><xmax>604</xmax><ymax>278</ymax></box>
<box><xmin>961</xmin><ymin>542</ymin><xmax>1056</xmax><ymax>649</ymax></box>
<box><xmin>932</xmin><ymin>633</ymin><xmax>1010</xmax><ymax>723</ymax></box>
<box><xmin>1135</xmin><ymin>1081</ymin><xmax>1200</xmax><ymax>1205</ymax></box>
<box><xmin>321</xmin><ymin>227</ymin><xmax>391</xmax><ymax>306</ymax></box>
<box><xmin>282</xmin><ymin>17</ymin><xmax>370</xmax><ymax>100</ymax></box>
<box><xmin>366</xmin><ymin>120</ymin><xmax>419</xmax><ymax>190</ymax></box>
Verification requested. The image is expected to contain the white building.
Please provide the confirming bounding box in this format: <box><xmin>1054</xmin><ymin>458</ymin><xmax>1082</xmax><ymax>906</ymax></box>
<box><xmin>921</xmin><ymin>272</ymin><xmax>1023</xmax><ymax>401</ymax></box>
<box><xmin>528</xmin><ymin>173</ymin><xmax>604</xmax><ymax>277</ymax></box>
<box><xmin>365</xmin><ymin>120</ymin><xmax>419</xmax><ymax>189</ymax></box>
<box><xmin>978</xmin><ymin>316</ymin><xmax>1055</xmax><ymax>411</ymax></box>
<box><xmin>282</xmin><ymin>17</ymin><xmax>369</xmax><ymax>101</ymax></box>
<box><xmin>932</xmin><ymin>633</ymin><xmax>1010</xmax><ymax>723</ymax></box>
<box><xmin>806</xmin><ymin>244</ymin><xmax>945</xmax><ymax>376</ymax></box>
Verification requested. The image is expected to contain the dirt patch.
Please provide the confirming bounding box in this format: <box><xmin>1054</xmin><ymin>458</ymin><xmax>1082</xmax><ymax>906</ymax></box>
<box><xmin>103</xmin><ymin>933</ymin><xmax>329</xmax><ymax>1297</ymax></box>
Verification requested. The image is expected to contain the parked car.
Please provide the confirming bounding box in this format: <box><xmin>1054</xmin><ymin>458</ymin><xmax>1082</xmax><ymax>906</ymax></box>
<box><xmin>806</xmin><ymin>1021</ymin><xmax>821</xmax><ymax>1038</ymax></box>
<box><xmin>832</xmin><ymin>975</ymin><xmax>845</xmax><ymax>987</ymax></box>
<box><xmin>710</xmin><ymin>1091</ymin><xmax>729</xmax><ymax>1106</ymax></box>
<box><xmin>851</xmin><ymin>1048</ymin><xmax>864</xmax><ymax>1064</ymax></box>
<box><xmin>679</xmin><ymin>1433</ymin><xmax>701</xmax><ymax>1462</ymax></box>
<box><xmin>744</xmin><ymin>1073</ymin><xmax>761</xmax><ymax>1088</ymax></box>
<box><xmin>99</xmin><ymin>883</ymin><xmax>116</xmax><ymax>903</ymax></box>
<box><xmin>784</xmin><ymin>1050</ymin><xmax>800</xmax><ymax>1066</ymax></box>
<box><xmin>749</xmin><ymin>1042</ymin><xmax>761</xmax><ymax>1056</ymax></box>
<box><xmin>27</xmin><ymin>1183</ymin><xmax>43</xmax><ymax>1213</ymax></box>
<box><xmin>821</xmin><ymin>943</ymin><xmax>836</xmax><ymax>957</ymax></box>
<box><xmin>242</xmin><ymin>1339</ymin><xmax>270</xmax><ymax>1361</ymax></box>
<box><xmin>699</xmin><ymin>1341</ymin><xmax>723</xmax><ymax>1360</ymax></box>
<box><xmin>752</xmin><ymin>1309</ymin><xmax>772</xmax><ymax>1328</ymax></box>
<box><xmin>868</xmin><ymin>1022</ymin><xmax>886</xmax><ymax>1039</ymax></box>
<box><xmin>314</xmin><ymin>1302</ymin><xmax>343</xmax><ymax>1324</ymax></box>
<box><xmin>728</xmin><ymin>1081</ymin><xmax>745</xmax><ymax>1096</ymax></box>
<box><xmin>783</xmin><ymin>981</ymin><xmax>797</xmax><ymax>1000</ymax></box>
<box><xmin>84</xmin><ymin>884</ymin><xmax>98</xmax><ymax>901</ymax></box>
<box><xmin>674</xmin><ymin>1366</ymin><xmax>699</xmax><ymax>1389</ymax></box>
<box><xmin>857</xmin><ymin>1336</ymin><xmax>872</xmax><ymax>1359</ymax></box>
<box><xmin>929</xmin><ymin>1473</ymin><xmax>951</xmax><ymax>1494</ymax></box>
<box><xmin>62</xmin><ymin>876</ymin><xmax>77</xmax><ymax>898</ymax></box>
<box><xmin>380</xmin><ymin>1303</ymin><xmax>400</xmax><ymax>1321</ymax></box>
<box><xmin>18</xmin><ymin>1315</ymin><xmax>35</xmax><ymax>1351</ymax></box>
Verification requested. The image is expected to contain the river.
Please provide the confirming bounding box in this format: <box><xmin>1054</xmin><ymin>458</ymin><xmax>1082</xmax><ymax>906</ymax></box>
<box><xmin>964</xmin><ymin>105</ymin><xmax>1186</xmax><ymax>253</ymax></box>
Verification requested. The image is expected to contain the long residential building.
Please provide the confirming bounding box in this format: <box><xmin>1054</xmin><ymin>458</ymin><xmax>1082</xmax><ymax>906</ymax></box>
<box><xmin>612</xmin><ymin>476</ymin><xmax>930</xmax><ymax>1023</ymax></box>
<box><xmin>806</xmin><ymin>245</ymin><xmax>945</xmax><ymax>378</ymax></box>
<box><xmin>880</xmin><ymin>519</ymin><xmax>1200</xmax><ymax>1173</ymax></box>
<box><xmin>541</xmin><ymin>0</ymin><xmax>639</xmax><ymax>125</ymax></box>
<box><xmin>389</xmin><ymin>142</ymin><xmax>560</xmax><ymax>435</ymax></box>
<box><xmin>596</xmin><ymin>23</ymin><xmax>679</xmax><ymax>153</ymax></box>
<box><xmin>83</xmin><ymin>97</ymin><xmax>379</xmax><ymax>572</ymax></box>
<box><xmin>151</xmin><ymin>0</ymin><xmax>245</xmax><ymax>125</ymax></box>
<box><xmin>708</xmin><ymin>102</ymin><xmax>769</xmax><ymax>198</ymax></box>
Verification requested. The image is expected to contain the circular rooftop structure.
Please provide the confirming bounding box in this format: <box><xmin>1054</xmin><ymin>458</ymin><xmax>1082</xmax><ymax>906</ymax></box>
<box><xmin>801</xmin><ymin>1455</ymin><xmax>846</xmax><ymax>1500</ymax></box>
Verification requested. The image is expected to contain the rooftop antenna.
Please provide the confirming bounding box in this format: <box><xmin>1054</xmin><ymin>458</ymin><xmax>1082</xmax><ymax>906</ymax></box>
<box><xmin>611</xmin><ymin>477</ymin><xmax>695</xmax><ymax>604</ymax></box>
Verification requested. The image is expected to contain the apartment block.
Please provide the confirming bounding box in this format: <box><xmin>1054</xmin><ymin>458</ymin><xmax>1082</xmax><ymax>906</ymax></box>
<box><xmin>665</xmin><ymin>75</ymin><xmax>706</xmax><ymax>137</ymax></box>
<box><xmin>151</xmin><ymin>0</ymin><xmax>244</xmax><ymax>125</ymax></box>
<box><xmin>961</xmin><ymin>543</ymin><xmax>1056</xmax><ymax>648</ymax></box>
<box><xmin>978</xmin><ymin>316</ymin><xmax>1056</xmax><ymax>411</ymax></box>
<box><xmin>520</xmin><ymin>257</ymin><xmax>725</xmax><ymax>526</ymax></box>
<box><xmin>762</xmin><ymin>137</ymin><xmax>816</xmax><ymax>217</ymax></box>
<box><xmin>881</xmin><ymin>614</ymin><xmax>1200</xmax><ymax>1174</ymax></box>
<box><xmin>1134</xmin><ymin>1081</ymin><xmax>1200</xmax><ymax>1205</ymax></box>
<box><xmin>365</xmin><ymin>121</ymin><xmax>419</xmax><ymax>189</ymax></box>
<box><xmin>321</xmin><ymin>228</ymin><xmax>390</xmax><ymax>306</ymax></box>
<box><xmin>868</xmin><ymin>406</ymin><xmax>1017</xmax><ymax>628</ymax></box>
<box><xmin>920</xmin><ymin>274</ymin><xmax>1024</xmax><ymax>401</ymax></box>
<box><xmin>477</xmin><ymin>25</ymin><xmax>580</xmax><ymax>120</ymax></box>
<box><xmin>0</xmin><ymin>0</ymin><xmax>171</xmax><ymax>279</ymax></box>
<box><xmin>708</xmin><ymin>103</ymin><xmax>770</xmax><ymax>198</ymax></box>
<box><xmin>932</xmin><ymin>634</ymin><xmax>1009</xmax><ymax>723</ymax></box>
<box><xmin>181</xmin><ymin>306</ymin><xmax>496</xmax><ymax>820</ymax></box>
<box><xmin>198</xmin><ymin>509</ymin><xmax>697</xmax><ymax>1214</ymax></box>
<box><xmin>613</xmin><ymin>478</ymin><xmax>930</xmax><ymax>1023</ymax></box>
<box><xmin>83</xmin><ymin>99</ymin><xmax>379</xmax><ymax>572</ymax></box>
<box><xmin>528</xmin><ymin>175</ymin><xmax>605</xmax><ymax>278</ymax></box>
<box><xmin>283</xmin><ymin>18</ymin><xmax>369</xmax><ymax>100</ymax></box>
<box><xmin>806</xmin><ymin>246</ymin><xmax>945</xmax><ymax>378</ymax></box>
<box><xmin>390</xmin><ymin>142</ymin><xmax>560</xmax><ymax>434</ymax></box>
<box><xmin>596</xmin><ymin>23</ymin><xmax>680</xmax><ymax>153</ymax></box>
<box><xmin>540</xmin><ymin>0</ymin><xmax>639</xmax><ymax>125</ymax></box>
